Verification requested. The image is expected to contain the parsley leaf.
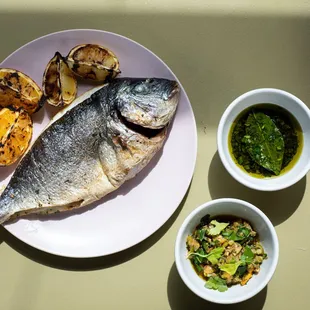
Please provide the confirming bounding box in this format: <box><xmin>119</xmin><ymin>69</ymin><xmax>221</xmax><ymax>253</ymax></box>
<box><xmin>208</xmin><ymin>220</ymin><xmax>229</xmax><ymax>236</ymax></box>
<box><xmin>219</xmin><ymin>261</ymin><xmax>243</xmax><ymax>275</ymax></box>
<box><xmin>187</xmin><ymin>247</ymin><xmax>224</xmax><ymax>265</ymax></box>
<box><xmin>202</xmin><ymin>241</ymin><xmax>209</xmax><ymax>252</ymax></box>
<box><xmin>237</xmin><ymin>265</ymin><xmax>247</xmax><ymax>276</ymax></box>
<box><xmin>241</xmin><ymin>246</ymin><xmax>254</xmax><ymax>264</ymax></box>
<box><xmin>238</xmin><ymin>227</ymin><xmax>251</xmax><ymax>241</ymax></box>
<box><xmin>222</xmin><ymin>230</ymin><xmax>232</xmax><ymax>238</ymax></box>
<box><xmin>196</xmin><ymin>229</ymin><xmax>206</xmax><ymax>241</ymax></box>
<box><xmin>196</xmin><ymin>248</ymin><xmax>207</xmax><ymax>263</ymax></box>
<box><xmin>205</xmin><ymin>276</ymin><xmax>228</xmax><ymax>292</ymax></box>
<box><xmin>206</xmin><ymin>247</ymin><xmax>224</xmax><ymax>265</ymax></box>
<box><xmin>222</xmin><ymin>227</ymin><xmax>251</xmax><ymax>242</ymax></box>
<box><xmin>191</xmin><ymin>256</ymin><xmax>203</xmax><ymax>272</ymax></box>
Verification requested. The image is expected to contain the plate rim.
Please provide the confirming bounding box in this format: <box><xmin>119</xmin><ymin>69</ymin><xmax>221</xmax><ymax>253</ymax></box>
<box><xmin>1</xmin><ymin>28</ymin><xmax>198</xmax><ymax>258</ymax></box>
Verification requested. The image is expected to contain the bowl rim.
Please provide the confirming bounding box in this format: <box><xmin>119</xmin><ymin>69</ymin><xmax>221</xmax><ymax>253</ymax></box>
<box><xmin>175</xmin><ymin>198</ymin><xmax>279</xmax><ymax>304</ymax></box>
<box><xmin>217</xmin><ymin>87</ymin><xmax>310</xmax><ymax>191</ymax></box>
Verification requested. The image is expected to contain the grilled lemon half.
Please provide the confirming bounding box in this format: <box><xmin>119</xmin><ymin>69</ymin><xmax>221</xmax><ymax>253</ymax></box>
<box><xmin>0</xmin><ymin>68</ymin><xmax>43</xmax><ymax>115</ymax></box>
<box><xmin>66</xmin><ymin>44</ymin><xmax>120</xmax><ymax>82</ymax></box>
<box><xmin>43</xmin><ymin>52</ymin><xmax>77</xmax><ymax>107</ymax></box>
<box><xmin>0</xmin><ymin>107</ymin><xmax>33</xmax><ymax>166</ymax></box>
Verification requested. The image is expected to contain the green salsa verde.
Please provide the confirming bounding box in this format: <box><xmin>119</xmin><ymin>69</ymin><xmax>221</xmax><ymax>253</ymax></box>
<box><xmin>229</xmin><ymin>104</ymin><xmax>303</xmax><ymax>178</ymax></box>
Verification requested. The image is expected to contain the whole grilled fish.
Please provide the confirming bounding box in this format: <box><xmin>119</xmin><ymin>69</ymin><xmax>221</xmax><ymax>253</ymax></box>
<box><xmin>0</xmin><ymin>77</ymin><xmax>180</xmax><ymax>224</ymax></box>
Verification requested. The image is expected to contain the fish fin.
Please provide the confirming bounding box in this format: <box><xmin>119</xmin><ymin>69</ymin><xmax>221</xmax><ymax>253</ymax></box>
<box><xmin>98</xmin><ymin>140</ymin><xmax>127</xmax><ymax>187</ymax></box>
<box><xmin>7</xmin><ymin>200</ymin><xmax>84</xmax><ymax>222</ymax></box>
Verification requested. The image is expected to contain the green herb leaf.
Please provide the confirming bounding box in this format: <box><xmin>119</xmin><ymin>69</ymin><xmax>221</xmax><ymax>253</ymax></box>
<box><xmin>238</xmin><ymin>227</ymin><xmax>251</xmax><ymax>238</ymax></box>
<box><xmin>187</xmin><ymin>252</ymin><xmax>208</xmax><ymax>259</ymax></box>
<box><xmin>214</xmin><ymin>239</ymin><xmax>221</xmax><ymax>247</ymax></box>
<box><xmin>192</xmin><ymin>256</ymin><xmax>203</xmax><ymax>273</ymax></box>
<box><xmin>219</xmin><ymin>261</ymin><xmax>242</xmax><ymax>275</ymax></box>
<box><xmin>241</xmin><ymin>246</ymin><xmax>254</xmax><ymax>264</ymax></box>
<box><xmin>188</xmin><ymin>247</ymin><xmax>224</xmax><ymax>265</ymax></box>
<box><xmin>196</xmin><ymin>229</ymin><xmax>206</xmax><ymax>241</ymax></box>
<box><xmin>222</xmin><ymin>227</ymin><xmax>251</xmax><ymax>242</ymax></box>
<box><xmin>195</xmin><ymin>264</ymin><xmax>203</xmax><ymax>273</ymax></box>
<box><xmin>205</xmin><ymin>276</ymin><xmax>228</xmax><ymax>292</ymax></box>
<box><xmin>208</xmin><ymin>220</ymin><xmax>229</xmax><ymax>236</ymax></box>
<box><xmin>223</xmin><ymin>230</ymin><xmax>241</xmax><ymax>241</ymax></box>
<box><xmin>197</xmin><ymin>248</ymin><xmax>207</xmax><ymax>263</ymax></box>
<box><xmin>244</xmin><ymin>111</ymin><xmax>284</xmax><ymax>175</ymax></box>
<box><xmin>222</xmin><ymin>230</ymin><xmax>232</xmax><ymax>238</ymax></box>
<box><xmin>229</xmin><ymin>232</ymin><xmax>242</xmax><ymax>241</ymax></box>
<box><xmin>206</xmin><ymin>247</ymin><xmax>224</xmax><ymax>265</ymax></box>
<box><xmin>237</xmin><ymin>265</ymin><xmax>247</xmax><ymax>276</ymax></box>
<box><xmin>202</xmin><ymin>241</ymin><xmax>209</xmax><ymax>253</ymax></box>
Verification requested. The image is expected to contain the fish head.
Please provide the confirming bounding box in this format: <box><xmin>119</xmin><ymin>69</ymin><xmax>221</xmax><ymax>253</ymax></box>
<box><xmin>112</xmin><ymin>78</ymin><xmax>180</xmax><ymax>130</ymax></box>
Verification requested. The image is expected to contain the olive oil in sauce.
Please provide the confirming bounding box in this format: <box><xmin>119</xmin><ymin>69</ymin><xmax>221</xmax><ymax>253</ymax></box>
<box><xmin>229</xmin><ymin>104</ymin><xmax>303</xmax><ymax>178</ymax></box>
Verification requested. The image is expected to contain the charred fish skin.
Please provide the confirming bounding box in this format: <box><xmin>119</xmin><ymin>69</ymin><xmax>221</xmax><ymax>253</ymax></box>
<box><xmin>0</xmin><ymin>78</ymin><xmax>180</xmax><ymax>224</ymax></box>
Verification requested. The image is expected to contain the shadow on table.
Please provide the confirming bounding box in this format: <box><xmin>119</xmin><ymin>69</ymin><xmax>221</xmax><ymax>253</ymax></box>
<box><xmin>0</xmin><ymin>11</ymin><xmax>309</xmax><ymax>134</ymax></box>
<box><xmin>0</xmin><ymin>184</ymin><xmax>191</xmax><ymax>271</ymax></box>
<box><xmin>208</xmin><ymin>152</ymin><xmax>306</xmax><ymax>226</ymax></box>
<box><xmin>0</xmin><ymin>227</ymin><xmax>4</xmax><ymax>245</ymax></box>
<box><xmin>167</xmin><ymin>263</ymin><xmax>267</xmax><ymax>310</ymax></box>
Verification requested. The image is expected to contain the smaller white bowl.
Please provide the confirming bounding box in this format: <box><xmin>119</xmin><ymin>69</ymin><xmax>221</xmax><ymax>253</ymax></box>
<box><xmin>217</xmin><ymin>88</ymin><xmax>310</xmax><ymax>191</ymax></box>
<box><xmin>175</xmin><ymin>198</ymin><xmax>279</xmax><ymax>304</ymax></box>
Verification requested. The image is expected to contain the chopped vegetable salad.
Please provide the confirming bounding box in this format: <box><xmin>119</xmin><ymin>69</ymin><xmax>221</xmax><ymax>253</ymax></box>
<box><xmin>186</xmin><ymin>214</ymin><xmax>267</xmax><ymax>292</ymax></box>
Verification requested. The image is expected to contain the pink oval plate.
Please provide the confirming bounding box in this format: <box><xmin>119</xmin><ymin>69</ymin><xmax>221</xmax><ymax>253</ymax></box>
<box><xmin>0</xmin><ymin>29</ymin><xmax>197</xmax><ymax>258</ymax></box>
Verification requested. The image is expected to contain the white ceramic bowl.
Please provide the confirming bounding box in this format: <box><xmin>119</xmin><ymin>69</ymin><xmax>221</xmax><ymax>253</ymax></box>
<box><xmin>217</xmin><ymin>88</ymin><xmax>310</xmax><ymax>191</ymax></box>
<box><xmin>175</xmin><ymin>198</ymin><xmax>279</xmax><ymax>304</ymax></box>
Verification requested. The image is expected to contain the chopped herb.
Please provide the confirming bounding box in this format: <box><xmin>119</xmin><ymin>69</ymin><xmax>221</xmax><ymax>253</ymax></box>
<box><xmin>207</xmin><ymin>247</ymin><xmax>224</xmax><ymax>265</ymax></box>
<box><xmin>223</xmin><ymin>226</ymin><xmax>251</xmax><ymax>242</ymax></box>
<box><xmin>219</xmin><ymin>261</ymin><xmax>242</xmax><ymax>275</ymax></box>
<box><xmin>237</xmin><ymin>265</ymin><xmax>247</xmax><ymax>277</ymax></box>
<box><xmin>208</xmin><ymin>220</ymin><xmax>229</xmax><ymax>236</ymax></box>
<box><xmin>192</xmin><ymin>256</ymin><xmax>203</xmax><ymax>273</ymax></box>
<box><xmin>205</xmin><ymin>276</ymin><xmax>228</xmax><ymax>292</ymax></box>
<box><xmin>241</xmin><ymin>246</ymin><xmax>255</xmax><ymax>264</ymax></box>
<box><xmin>202</xmin><ymin>241</ymin><xmax>209</xmax><ymax>252</ymax></box>
<box><xmin>196</xmin><ymin>229</ymin><xmax>206</xmax><ymax>241</ymax></box>
<box><xmin>188</xmin><ymin>247</ymin><xmax>224</xmax><ymax>265</ymax></box>
<box><xmin>214</xmin><ymin>239</ymin><xmax>221</xmax><ymax>246</ymax></box>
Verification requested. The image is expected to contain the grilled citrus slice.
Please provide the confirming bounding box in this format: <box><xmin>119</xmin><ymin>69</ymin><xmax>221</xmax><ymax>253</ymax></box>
<box><xmin>0</xmin><ymin>107</ymin><xmax>33</xmax><ymax>166</ymax></box>
<box><xmin>43</xmin><ymin>52</ymin><xmax>77</xmax><ymax>107</ymax></box>
<box><xmin>66</xmin><ymin>44</ymin><xmax>120</xmax><ymax>81</ymax></box>
<box><xmin>0</xmin><ymin>68</ymin><xmax>43</xmax><ymax>115</ymax></box>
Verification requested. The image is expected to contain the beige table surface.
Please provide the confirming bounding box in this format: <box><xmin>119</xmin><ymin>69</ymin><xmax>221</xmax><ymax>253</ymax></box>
<box><xmin>0</xmin><ymin>1</ymin><xmax>310</xmax><ymax>309</ymax></box>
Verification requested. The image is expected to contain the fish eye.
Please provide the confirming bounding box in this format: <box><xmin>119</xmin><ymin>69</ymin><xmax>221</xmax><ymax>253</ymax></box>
<box><xmin>134</xmin><ymin>83</ymin><xmax>150</xmax><ymax>95</ymax></box>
